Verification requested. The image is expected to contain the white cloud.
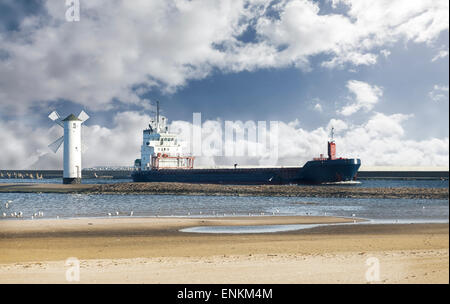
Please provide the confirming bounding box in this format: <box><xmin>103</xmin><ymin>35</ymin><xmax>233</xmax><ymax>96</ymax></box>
<box><xmin>258</xmin><ymin>0</ymin><xmax>448</xmax><ymax>68</ymax></box>
<box><xmin>363</xmin><ymin>112</ymin><xmax>411</xmax><ymax>138</ymax></box>
<box><xmin>431</xmin><ymin>50</ymin><xmax>449</xmax><ymax>62</ymax></box>
<box><xmin>327</xmin><ymin>119</ymin><xmax>348</xmax><ymax>133</ymax></box>
<box><xmin>0</xmin><ymin>0</ymin><xmax>447</xmax><ymax>111</ymax></box>
<box><xmin>0</xmin><ymin>0</ymin><xmax>253</xmax><ymax>111</ymax></box>
<box><xmin>313</xmin><ymin>103</ymin><xmax>323</xmax><ymax>112</ymax></box>
<box><xmin>380</xmin><ymin>49</ymin><xmax>391</xmax><ymax>58</ymax></box>
<box><xmin>0</xmin><ymin>119</ymin><xmax>55</xmax><ymax>169</ymax></box>
<box><xmin>434</xmin><ymin>84</ymin><xmax>449</xmax><ymax>91</ymax></box>
<box><xmin>338</xmin><ymin>113</ymin><xmax>448</xmax><ymax>166</ymax></box>
<box><xmin>321</xmin><ymin>52</ymin><xmax>378</xmax><ymax>68</ymax></box>
<box><xmin>429</xmin><ymin>84</ymin><xmax>449</xmax><ymax>102</ymax></box>
<box><xmin>0</xmin><ymin>111</ymin><xmax>447</xmax><ymax>169</ymax></box>
<box><xmin>339</xmin><ymin>80</ymin><xmax>383</xmax><ymax>116</ymax></box>
<box><xmin>335</xmin><ymin>0</ymin><xmax>449</xmax><ymax>45</ymax></box>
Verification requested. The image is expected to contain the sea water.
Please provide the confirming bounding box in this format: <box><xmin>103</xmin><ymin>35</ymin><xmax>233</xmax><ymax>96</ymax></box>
<box><xmin>0</xmin><ymin>190</ymin><xmax>448</xmax><ymax>223</ymax></box>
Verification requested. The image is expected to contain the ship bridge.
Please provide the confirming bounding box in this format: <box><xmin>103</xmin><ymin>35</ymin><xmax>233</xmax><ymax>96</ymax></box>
<box><xmin>138</xmin><ymin>102</ymin><xmax>194</xmax><ymax>170</ymax></box>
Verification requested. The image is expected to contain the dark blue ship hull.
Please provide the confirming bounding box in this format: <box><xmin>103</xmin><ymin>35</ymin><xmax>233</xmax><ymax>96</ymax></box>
<box><xmin>297</xmin><ymin>158</ymin><xmax>361</xmax><ymax>183</ymax></box>
<box><xmin>132</xmin><ymin>158</ymin><xmax>361</xmax><ymax>185</ymax></box>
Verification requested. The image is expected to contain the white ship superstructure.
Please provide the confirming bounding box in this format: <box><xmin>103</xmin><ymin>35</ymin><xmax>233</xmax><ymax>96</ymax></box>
<box><xmin>137</xmin><ymin>102</ymin><xmax>194</xmax><ymax>170</ymax></box>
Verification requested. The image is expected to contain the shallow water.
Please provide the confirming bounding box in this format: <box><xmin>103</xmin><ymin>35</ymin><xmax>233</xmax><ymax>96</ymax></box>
<box><xmin>179</xmin><ymin>218</ymin><xmax>449</xmax><ymax>234</ymax></box>
<box><xmin>180</xmin><ymin>224</ymin><xmax>322</xmax><ymax>234</ymax></box>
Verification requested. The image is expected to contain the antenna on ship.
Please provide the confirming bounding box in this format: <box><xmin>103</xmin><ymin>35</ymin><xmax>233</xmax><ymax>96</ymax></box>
<box><xmin>156</xmin><ymin>100</ymin><xmax>160</xmax><ymax>132</ymax></box>
<box><xmin>330</xmin><ymin>126</ymin><xmax>335</xmax><ymax>142</ymax></box>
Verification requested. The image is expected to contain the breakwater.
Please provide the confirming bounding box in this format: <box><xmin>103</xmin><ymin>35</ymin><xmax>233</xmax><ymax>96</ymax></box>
<box><xmin>0</xmin><ymin>182</ymin><xmax>447</xmax><ymax>199</ymax></box>
<box><xmin>91</xmin><ymin>182</ymin><xmax>449</xmax><ymax>199</ymax></box>
<box><xmin>1</xmin><ymin>169</ymin><xmax>448</xmax><ymax>180</ymax></box>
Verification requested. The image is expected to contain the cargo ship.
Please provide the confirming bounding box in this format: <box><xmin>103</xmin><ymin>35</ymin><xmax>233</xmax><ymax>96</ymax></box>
<box><xmin>132</xmin><ymin>104</ymin><xmax>361</xmax><ymax>184</ymax></box>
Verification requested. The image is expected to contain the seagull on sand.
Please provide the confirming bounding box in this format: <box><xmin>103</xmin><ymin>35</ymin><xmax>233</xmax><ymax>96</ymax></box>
<box><xmin>130</xmin><ymin>211</ymin><xmax>134</xmax><ymax>216</ymax></box>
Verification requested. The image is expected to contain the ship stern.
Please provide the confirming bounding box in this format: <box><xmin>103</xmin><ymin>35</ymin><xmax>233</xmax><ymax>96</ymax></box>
<box><xmin>297</xmin><ymin>158</ymin><xmax>361</xmax><ymax>184</ymax></box>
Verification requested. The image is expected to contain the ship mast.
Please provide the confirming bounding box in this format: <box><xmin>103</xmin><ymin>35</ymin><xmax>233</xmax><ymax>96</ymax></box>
<box><xmin>156</xmin><ymin>100</ymin><xmax>160</xmax><ymax>133</ymax></box>
<box><xmin>328</xmin><ymin>126</ymin><xmax>336</xmax><ymax>160</ymax></box>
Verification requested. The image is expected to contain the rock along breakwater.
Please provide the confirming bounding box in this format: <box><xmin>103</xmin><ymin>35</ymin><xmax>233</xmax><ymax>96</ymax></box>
<box><xmin>1</xmin><ymin>182</ymin><xmax>446</xmax><ymax>199</ymax></box>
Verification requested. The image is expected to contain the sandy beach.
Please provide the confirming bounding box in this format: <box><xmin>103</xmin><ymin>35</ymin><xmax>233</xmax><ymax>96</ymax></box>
<box><xmin>0</xmin><ymin>216</ymin><xmax>448</xmax><ymax>283</ymax></box>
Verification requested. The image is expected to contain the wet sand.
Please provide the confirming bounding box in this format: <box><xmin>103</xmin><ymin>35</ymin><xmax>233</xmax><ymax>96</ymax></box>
<box><xmin>0</xmin><ymin>216</ymin><xmax>448</xmax><ymax>283</ymax></box>
<box><xmin>0</xmin><ymin>182</ymin><xmax>448</xmax><ymax>199</ymax></box>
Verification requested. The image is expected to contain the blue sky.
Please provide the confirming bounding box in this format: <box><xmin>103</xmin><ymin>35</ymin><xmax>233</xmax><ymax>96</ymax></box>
<box><xmin>159</xmin><ymin>34</ymin><xmax>449</xmax><ymax>138</ymax></box>
<box><xmin>0</xmin><ymin>0</ymin><xmax>448</xmax><ymax>169</ymax></box>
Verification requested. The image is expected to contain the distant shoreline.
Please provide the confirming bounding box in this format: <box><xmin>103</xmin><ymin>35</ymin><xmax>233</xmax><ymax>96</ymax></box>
<box><xmin>0</xmin><ymin>182</ymin><xmax>448</xmax><ymax>199</ymax></box>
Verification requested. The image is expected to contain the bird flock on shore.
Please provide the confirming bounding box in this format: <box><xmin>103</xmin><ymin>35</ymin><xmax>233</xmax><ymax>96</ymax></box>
<box><xmin>1</xmin><ymin>200</ymin><xmax>45</xmax><ymax>219</ymax></box>
<box><xmin>0</xmin><ymin>200</ymin><xmax>351</xmax><ymax>219</ymax></box>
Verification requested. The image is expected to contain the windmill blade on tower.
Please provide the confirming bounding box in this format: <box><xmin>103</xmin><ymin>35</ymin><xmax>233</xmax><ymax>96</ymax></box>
<box><xmin>48</xmin><ymin>111</ymin><xmax>63</xmax><ymax>127</ymax></box>
<box><xmin>78</xmin><ymin>110</ymin><xmax>89</xmax><ymax>122</ymax></box>
<box><xmin>48</xmin><ymin>111</ymin><xmax>64</xmax><ymax>153</ymax></box>
<box><xmin>48</xmin><ymin>136</ymin><xmax>64</xmax><ymax>153</ymax></box>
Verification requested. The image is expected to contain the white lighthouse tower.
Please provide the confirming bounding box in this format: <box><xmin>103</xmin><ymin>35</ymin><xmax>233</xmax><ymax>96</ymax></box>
<box><xmin>48</xmin><ymin>111</ymin><xmax>89</xmax><ymax>184</ymax></box>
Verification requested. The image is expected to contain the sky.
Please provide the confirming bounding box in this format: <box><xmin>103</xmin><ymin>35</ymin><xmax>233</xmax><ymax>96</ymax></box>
<box><xmin>0</xmin><ymin>0</ymin><xmax>448</xmax><ymax>169</ymax></box>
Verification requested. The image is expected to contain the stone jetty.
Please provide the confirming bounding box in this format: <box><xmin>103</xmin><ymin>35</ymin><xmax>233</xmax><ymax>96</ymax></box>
<box><xmin>0</xmin><ymin>182</ymin><xmax>447</xmax><ymax>200</ymax></box>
